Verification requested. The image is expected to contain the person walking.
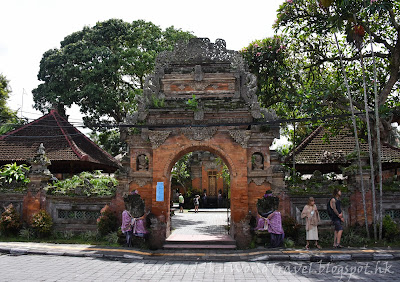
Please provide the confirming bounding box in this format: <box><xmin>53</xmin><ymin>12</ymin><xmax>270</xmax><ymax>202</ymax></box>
<box><xmin>301</xmin><ymin>197</ymin><xmax>321</xmax><ymax>250</ymax></box>
<box><xmin>194</xmin><ymin>195</ymin><xmax>200</xmax><ymax>213</ymax></box>
<box><xmin>178</xmin><ymin>193</ymin><xmax>184</xmax><ymax>213</ymax></box>
<box><xmin>329</xmin><ymin>188</ymin><xmax>344</xmax><ymax>248</ymax></box>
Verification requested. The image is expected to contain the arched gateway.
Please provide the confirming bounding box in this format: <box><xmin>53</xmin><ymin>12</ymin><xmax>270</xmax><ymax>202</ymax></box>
<box><xmin>117</xmin><ymin>38</ymin><xmax>286</xmax><ymax>248</ymax></box>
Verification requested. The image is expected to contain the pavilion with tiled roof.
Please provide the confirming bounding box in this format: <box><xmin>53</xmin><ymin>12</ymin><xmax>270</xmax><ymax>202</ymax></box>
<box><xmin>285</xmin><ymin>126</ymin><xmax>400</xmax><ymax>174</ymax></box>
<box><xmin>0</xmin><ymin>109</ymin><xmax>120</xmax><ymax>174</ymax></box>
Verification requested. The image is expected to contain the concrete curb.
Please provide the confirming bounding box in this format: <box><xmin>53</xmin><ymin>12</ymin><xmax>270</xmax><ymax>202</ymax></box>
<box><xmin>0</xmin><ymin>244</ymin><xmax>399</xmax><ymax>262</ymax></box>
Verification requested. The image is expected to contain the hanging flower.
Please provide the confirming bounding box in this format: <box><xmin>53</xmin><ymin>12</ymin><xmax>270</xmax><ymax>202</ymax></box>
<box><xmin>354</xmin><ymin>25</ymin><xmax>365</xmax><ymax>37</ymax></box>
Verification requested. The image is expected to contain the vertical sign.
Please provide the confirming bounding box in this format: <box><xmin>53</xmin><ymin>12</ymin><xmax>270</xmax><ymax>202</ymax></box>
<box><xmin>156</xmin><ymin>182</ymin><xmax>164</xmax><ymax>202</ymax></box>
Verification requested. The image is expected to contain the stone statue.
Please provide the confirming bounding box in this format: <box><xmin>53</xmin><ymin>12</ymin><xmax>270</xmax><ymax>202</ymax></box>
<box><xmin>252</xmin><ymin>153</ymin><xmax>264</xmax><ymax>170</ymax></box>
<box><xmin>137</xmin><ymin>154</ymin><xmax>148</xmax><ymax>171</ymax></box>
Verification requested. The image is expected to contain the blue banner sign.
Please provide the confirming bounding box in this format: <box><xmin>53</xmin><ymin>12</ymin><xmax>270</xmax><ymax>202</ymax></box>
<box><xmin>156</xmin><ymin>182</ymin><xmax>164</xmax><ymax>202</ymax></box>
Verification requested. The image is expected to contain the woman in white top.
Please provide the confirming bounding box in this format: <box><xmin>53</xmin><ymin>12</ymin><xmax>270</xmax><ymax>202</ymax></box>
<box><xmin>301</xmin><ymin>197</ymin><xmax>321</xmax><ymax>250</ymax></box>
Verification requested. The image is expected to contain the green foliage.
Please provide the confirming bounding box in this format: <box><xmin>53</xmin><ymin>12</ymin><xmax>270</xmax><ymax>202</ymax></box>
<box><xmin>274</xmin><ymin>0</ymin><xmax>400</xmax><ymax>143</ymax></box>
<box><xmin>32</xmin><ymin>19</ymin><xmax>194</xmax><ymax>131</ymax></box>
<box><xmin>31</xmin><ymin>210</ymin><xmax>53</xmax><ymax>238</ymax></box>
<box><xmin>89</xmin><ymin>129</ymin><xmax>127</xmax><ymax>156</ymax></box>
<box><xmin>240</xmin><ymin>36</ymin><xmax>293</xmax><ymax>109</ymax></box>
<box><xmin>0</xmin><ymin>163</ymin><xmax>30</xmax><ymax>191</ymax></box>
<box><xmin>97</xmin><ymin>205</ymin><xmax>119</xmax><ymax>236</ymax></box>
<box><xmin>382</xmin><ymin>175</ymin><xmax>400</xmax><ymax>192</ymax></box>
<box><xmin>215</xmin><ymin>157</ymin><xmax>230</xmax><ymax>188</ymax></box>
<box><xmin>79</xmin><ymin>230</ymin><xmax>101</xmax><ymax>242</ymax></box>
<box><xmin>19</xmin><ymin>227</ymin><xmax>34</xmax><ymax>240</ymax></box>
<box><xmin>287</xmin><ymin>169</ymin><xmax>348</xmax><ymax>195</ymax></box>
<box><xmin>186</xmin><ymin>94</ymin><xmax>199</xmax><ymax>111</ymax></box>
<box><xmin>382</xmin><ymin>215</ymin><xmax>399</xmax><ymax>241</ymax></box>
<box><xmin>340</xmin><ymin>229</ymin><xmax>369</xmax><ymax>247</ymax></box>
<box><xmin>151</xmin><ymin>95</ymin><xmax>165</xmax><ymax>108</ymax></box>
<box><xmin>46</xmin><ymin>170</ymin><xmax>118</xmax><ymax>197</ymax></box>
<box><xmin>282</xmin><ymin>216</ymin><xmax>302</xmax><ymax>243</ymax></box>
<box><xmin>0</xmin><ymin>204</ymin><xmax>21</xmax><ymax>236</ymax></box>
<box><xmin>0</xmin><ymin>74</ymin><xmax>19</xmax><ymax>126</ymax></box>
<box><xmin>171</xmin><ymin>153</ymin><xmax>192</xmax><ymax>191</ymax></box>
<box><xmin>257</xmin><ymin>196</ymin><xmax>280</xmax><ymax>214</ymax></box>
<box><xmin>105</xmin><ymin>231</ymin><xmax>119</xmax><ymax>245</ymax></box>
<box><xmin>284</xmin><ymin>238</ymin><xmax>295</xmax><ymax>248</ymax></box>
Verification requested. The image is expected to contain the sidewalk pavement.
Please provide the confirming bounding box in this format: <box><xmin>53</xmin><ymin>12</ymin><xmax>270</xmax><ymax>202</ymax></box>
<box><xmin>1</xmin><ymin>241</ymin><xmax>399</xmax><ymax>262</ymax></box>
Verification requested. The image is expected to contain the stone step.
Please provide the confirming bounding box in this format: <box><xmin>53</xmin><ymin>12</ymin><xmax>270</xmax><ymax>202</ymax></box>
<box><xmin>164</xmin><ymin>234</ymin><xmax>236</xmax><ymax>249</ymax></box>
<box><xmin>163</xmin><ymin>244</ymin><xmax>236</xmax><ymax>250</ymax></box>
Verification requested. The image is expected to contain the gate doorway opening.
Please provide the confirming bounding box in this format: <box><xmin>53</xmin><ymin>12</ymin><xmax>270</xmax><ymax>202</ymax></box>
<box><xmin>170</xmin><ymin>151</ymin><xmax>231</xmax><ymax>236</ymax></box>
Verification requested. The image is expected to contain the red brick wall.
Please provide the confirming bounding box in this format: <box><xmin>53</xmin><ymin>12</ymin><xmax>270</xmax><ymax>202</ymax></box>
<box><xmin>148</xmin><ymin>131</ymin><xmax>249</xmax><ymax>224</ymax></box>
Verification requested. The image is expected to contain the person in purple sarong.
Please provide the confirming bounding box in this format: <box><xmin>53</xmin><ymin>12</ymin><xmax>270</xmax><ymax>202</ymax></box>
<box><xmin>266</xmin><ymin>210</ymin><xmax>285</xmax><ymax>248</ymax></box>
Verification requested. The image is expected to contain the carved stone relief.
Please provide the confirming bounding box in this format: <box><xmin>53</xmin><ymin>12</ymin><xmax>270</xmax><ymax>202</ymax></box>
<box><xmin>229</xmin><ymin>130</ymin><xmax>251</xmax><ymax>148</ymax></box>
<box><xmin>148</xmin><ymin>131</ymin><xmax>171</xmax><ymax>149</ymax></box>
<box><xmin>252</xmin><ymin>153</ymin><xmax>264</xmax><ymax>171</ymax></box>
<box><xmin>248</xmin><ymin>177</ymin><xmax>267</xmax><ymax>186</ymax></box>
<box><xmin>137</xmin><ymin>154</ymin><xmax>149</xmax><ymax>171</ymax></box>
<box><xmin>180</xmin><ymin>127</ymin><xmax>217</xmax><ymax>141</ymax></box>
<box><xmin>133</xmin><ymin>178</ymin><xmax>151</xmax><ymax>187</ymax></box>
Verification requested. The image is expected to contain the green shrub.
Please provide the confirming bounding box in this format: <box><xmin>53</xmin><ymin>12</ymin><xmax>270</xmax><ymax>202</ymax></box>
<box><xmin>19</xmin><ymin>227</ymin><xmax>34</xmax><ymax>240</ymax></box>
<box><xmin>97</xmin><ymin>205</ymin><xmax>119</xmax><ymax>236</ymax></box>
<box><xmin>31</xmin><ymin>210</ymin><xmax>53</xmax><ymax>238</ymax></box>
<box><xmin>57</xmin><ymin>230</ymin><xmax>75</xmax><ymax>240</ymax></box>
<box><xmin>383</xmin><ymin>215</ymin><xmax>399</xmax><ymax>241</ymax></box>
<box><xmin>46</xmin><ymin>170</ymin><xmax>118</xmax><ymax>197</ymax></box>
<box><xmin>105</xmin><ymin>231</ymin><xmax>119</xmax><ymax>244</ymax></box>
<box><xmin>284</xmin><ymin>238</ymin><xmax>295</xmax><ymax>248</ymax></box>
<box><xmin>340</xmin><ymin>229</ymin><xmax>369</xmax><ymax>247</ymax></box>
<box><xmin>80</xmin><ymin>230</ymin><xmax>100</xmax><ymax>242</ymax></box>
<box><xmin>282</xmin><ymin>216</ymin><xmax>302</xmax><ymax>243</ymax></box>
<box><xmin>0</xmin><ymin>204</ymin><xmax>21</xmax><ymax>236</ymax></box>
<box><xmin>0</xmin><ymin>163</ymin><xmax>30</xmax><ymax>192</ymax></box>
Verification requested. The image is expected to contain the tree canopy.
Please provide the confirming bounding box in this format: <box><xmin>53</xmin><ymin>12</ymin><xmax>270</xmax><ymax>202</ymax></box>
<box><xmin>272</xmin><ymin>0</ymin><xmax>400</xmax><ymax>142</ymax></box>
<box><xmin>0</xmin><ymin>74</ymin><xmax>24</xmax><ymax>135</ymax></box>
<box><xmin>32</xmin><ymin>19</ymin><xmax>194</xmax><ymax>129</ymax></box>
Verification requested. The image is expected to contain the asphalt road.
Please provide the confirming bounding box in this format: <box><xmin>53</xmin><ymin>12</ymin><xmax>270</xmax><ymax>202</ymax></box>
<box><xmin>0</xmin><ymin>253</ymin><xmax>398</xmax><ymax>281</ymax></box>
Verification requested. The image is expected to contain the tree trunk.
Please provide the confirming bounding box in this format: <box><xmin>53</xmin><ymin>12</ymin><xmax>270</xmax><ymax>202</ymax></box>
<box><xmin>334</xmin><ymin>34</ymin><xmax>370</xmax><ymax>238</ymax></box>
<box><xmin>370</xmin><ymin>39</ymin><xmax>384</xmax><ymax>240</ymax></box>
<box><xmin>359</xmin><ymin>50</ymin><xmax>378</xmax><ymax>241</ymax></box>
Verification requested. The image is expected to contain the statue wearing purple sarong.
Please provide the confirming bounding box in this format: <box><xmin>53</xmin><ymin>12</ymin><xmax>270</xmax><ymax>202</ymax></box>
<box><xmin>267</xmin><ymin>211</ymin><xmax>284</xmax><ymax>248</ymax></box>
<box><xmin>255</xmin><ymin>211</ymin><xmax>284</xmax><ymax>248</ymax></box>
<box><xmin>132</xmin><ymin>217</ymin><xmax>148</xmax><ymax>237</ymax></box>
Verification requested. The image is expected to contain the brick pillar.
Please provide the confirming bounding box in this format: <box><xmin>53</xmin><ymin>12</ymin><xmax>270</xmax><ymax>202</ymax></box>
<box><xmin>347</xmin><ymin>158</ymin><xmax>372</xmax><ymax>226</ymax></box>
<box><xmin>25</xmin><ymin>143</ymin><xmax>52</xmax><ymax>223</ymax></box>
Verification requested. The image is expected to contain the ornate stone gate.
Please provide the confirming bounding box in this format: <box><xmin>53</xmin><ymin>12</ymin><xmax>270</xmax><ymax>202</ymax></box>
<box><xmin>118</xmin><ymin>38</ymin><xmax>285</xmax><ymax>248</ymax></box>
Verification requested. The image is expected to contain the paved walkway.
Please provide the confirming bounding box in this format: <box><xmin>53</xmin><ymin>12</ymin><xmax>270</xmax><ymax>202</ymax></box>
<box><xmin>170</xmin><ymin>209</ymin><xmax>230</xmax><ymax>236</ymax></box>
<box><xmin>1</xmin><ymin>254</ymin><xmax>399</xmax><ymax>281</ymax></box>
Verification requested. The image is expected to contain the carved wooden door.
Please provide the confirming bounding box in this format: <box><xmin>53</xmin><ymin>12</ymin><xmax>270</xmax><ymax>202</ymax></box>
<box><xmin>208</xmin><ymin>171</ymin><xmax>217</xmax><ymax>196</ymax></box>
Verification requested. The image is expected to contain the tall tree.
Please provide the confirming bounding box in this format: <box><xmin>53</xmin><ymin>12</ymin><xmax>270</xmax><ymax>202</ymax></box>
<box><xmin>275</xmin><ymin>0</ymin><xmax>400</xmax><ymax>141</ymax></box>
<box><xmin>275</xmin><ymin>0</ymin><xmax>400</xmax><ymax>237</ymax></box>
<box><xmin>33</xmin><ymin>19</ymin><xmax>194</xmax><ymax>129</ymax></box>
<box><xmin>0</xmin><ymin>74</ymin><xmax>24</xmax><ymax>134</ymax></box>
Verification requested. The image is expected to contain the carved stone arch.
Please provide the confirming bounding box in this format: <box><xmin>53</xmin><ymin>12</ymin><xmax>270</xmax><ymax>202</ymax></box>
<box><xmin>162</xmin><ymin>144</ymin><xmax>237</xmax><ymax>179</ymax></box>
